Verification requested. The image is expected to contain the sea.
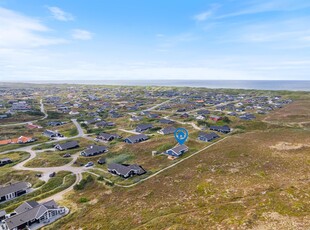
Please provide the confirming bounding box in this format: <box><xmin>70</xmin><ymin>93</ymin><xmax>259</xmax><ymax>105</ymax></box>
<box><xmin>5</xmin><ymin>80</ymin><xmax>310</xmax><ymax>91</ymax></box>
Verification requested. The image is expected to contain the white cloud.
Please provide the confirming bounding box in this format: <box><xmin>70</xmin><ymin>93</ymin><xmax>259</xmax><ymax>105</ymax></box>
<box><xmin>71</xmin><ymin>29</ymin><xmax>93</xmax><ymax>40</ymax></box>
<box><xmin>47</xmin><ymin>6</ymin><xmax>74</xmax><ymax>21</ymax></box>
<box><xmin>156</xmin><ymin>34</ymin><xmax>165</xmax><ymax>38</ymax></box>
<box><xmin>194</xmin><ymin>4</ymin><xmax>220</xmax><ymax>22</ymax></box>
<box><xmin>0</xmin><ymin>7</ymin><xmax>66</xmax><ymax>48</ymax></box>
<box><xmin>216</xmin><ymin>0</ymin><xmax>310</xmax><ymax>19</ymax></box>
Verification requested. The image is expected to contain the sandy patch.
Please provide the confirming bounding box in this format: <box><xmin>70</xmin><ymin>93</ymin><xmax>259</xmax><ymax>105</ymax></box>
<box><xmin>270</xmin><ymin>142</ymin><xmax>310</xmax><ymax>151</ymax></box>
<box><xmin>252</xmin><ymin>212</ymin><xmax>310</xmax><ymax>230</ymax></box>
<box><xmin>89</xmin><ymin>198</ymin><xmax>98</xmax><ymax>205</ymax></box>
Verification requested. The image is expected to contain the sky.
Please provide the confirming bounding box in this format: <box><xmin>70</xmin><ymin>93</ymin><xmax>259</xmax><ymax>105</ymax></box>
<box><xmin>0</xmin><ymin>0</ymin><xmax>310</xmax><ymax>82</ymax></box>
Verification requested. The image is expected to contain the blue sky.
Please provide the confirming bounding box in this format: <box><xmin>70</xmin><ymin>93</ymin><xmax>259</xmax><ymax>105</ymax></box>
<box><xmin>0</xmin><ymin>0</ymin><xmax>310</xmax><ymax>81</ymax></box>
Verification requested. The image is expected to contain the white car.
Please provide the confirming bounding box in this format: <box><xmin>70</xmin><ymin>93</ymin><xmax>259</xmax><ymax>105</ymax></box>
<box><xmin>85</xmin><ymin>162</ymin><xmax>94</xmax><ymax>167</ymax></box>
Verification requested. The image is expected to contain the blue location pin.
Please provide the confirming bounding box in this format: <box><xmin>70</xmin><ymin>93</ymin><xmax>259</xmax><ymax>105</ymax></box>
<box><xmin>174</xmin><ymin>128</ymin><xmax>188</xmax><ymax>145</ymax></box>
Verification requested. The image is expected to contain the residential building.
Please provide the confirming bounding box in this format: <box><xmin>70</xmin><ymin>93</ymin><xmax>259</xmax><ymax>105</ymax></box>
<box><xmin>0</xmin><ymin>200</ymin><xmax>66</xmax><ymax>230</ymax></box>
<box><xmin>47</xmin><ymin>121</ymin><xmax>64</xmax><ymax>127</ymax></box>
<box><xmin>97</xmin><ymin>133</ymin><xmax>121</xmax><ymax>141</ymax></box>
<box><xmin>0</xmin><ymin>158</ymin><xmax>12</xmax><ymax>167</ymax></box>
<box><xmin>135</xmin><ymin>124</ymin><xmax>153</xmax><ymax>132</ymax></box>
<box><xmin>80</xmin><ymin>145</ymin><xmax>108</xmax><ymax>157</ymax></box>
<box><xmin>158</xmin><ymin>126</ymin><xmax>176</xmax><ymax>135</ymax></box>
<box><xmin>166</xmin><ymin>145</ymin><xmax>188</xmax><ymax>157</ymax></box>
<box><xmin>124</xmin><ymin>134</ymin><xmax>149</xmax><ymax>144</ymax></box>
<box><xmin>0</xmin><ymin>182</ymin><xmax>31</xmax><ymax>203</ymax></box>
<box><xmin>210</xmin><ymin>115</ymin><xmax>222</xmax><ymax>122</ymax></box>
<box><xmin>210</xmin><ymin>125</ymin><xmax>231</xmax><ymax>134</ymax></box>
<box><xmin>108</xmin><ymin>163</ymin><xmax>146</xmax><ymax>178</ymax></box>
<box><xmin>43</xmin><ymin>130</ymin><xmax>64</xmax><ymax>138</ymax></box>
<box><xmin>198</xmin><ymin>132</ymin><xmax>219</xmax><ymax>142</ymax></box>
<box><xmin>196</xmin><ymin>114</ymin><xmax>206</xmax><ymax>120</ymax></box>
<box><xmin>55</xmin><ymin>141</ymin><xmax>79</xmax><ymax>151</ymax></box>
<box><xmin>159</xmin><ymin>119</ymin><xmax>174</xmax><ymax>124</ymax></box>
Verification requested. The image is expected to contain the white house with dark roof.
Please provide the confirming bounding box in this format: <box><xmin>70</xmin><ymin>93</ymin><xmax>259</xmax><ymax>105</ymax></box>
<box><xmin>166</xmin><ymin>145</ymin><xmax>188</xmax><ymax>157</ymax></box>
<box><xmin>198</xmin><ymin>132</ymin><xmax>219</xmax><ymax>142</ymax></box>
<box><xmin>80</xmin><ymin>145</ymin><xmax>108</xmax><ymax>157</ymax></box>
<box><xmin>54</xmin><ymin>141</ymin><xmax>79</xmax><ymax>151</ymax></box>
<box><xmin>108</xmin><ymin>163</ymin><xmax>146</xmax><ymax>178</ymax></box>
<box><xmin>135</xmin><ymin>124</ymin><xmax>153</xmax><ymax>133</ymax></box>
<box><xmin>43</xmin><ymin>130</ymin><xmax>64</xmax><ymax>138</ymax></box>
<box><xmin>97</xmin><ymin>133</ymin><xmax>121</xmax><ymax>141</ymax></box>
<box><xmin>0</xmin><ymin>200</ymin><xmax>67</xmax><ymax>230</ymax></box>
<box><xmin>0</xmin><ymin>182</ymin><xmax>31</xmax><ymax>203</ymax></box>
<box><xmin>124</xmin><ymin>134</ymin><xmax>149</xmax><ymax>144</ymax></box>
<box><xmin>157</xmin><ymin>126</ymin><xmax>176</xmax><ymax>135</ymax></box>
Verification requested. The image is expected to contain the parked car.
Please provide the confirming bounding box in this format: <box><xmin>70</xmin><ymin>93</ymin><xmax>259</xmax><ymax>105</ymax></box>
<box><xmin>97</xmin><ymin>158</ymin><xmax>106</xmax><ymax>165</ymax></box>
<box><xmin>49</xmin><ymin>172</ymin><xmax>56</xmax><ymax>177</ymax></box>
<box><xmin>85</xmin><ymin>162</ymin><xmax>94</xmax><ymax>167</ymax></box>
<box><xmin>35</xmin><ymin>173</ymin><xmax>42</xmax><ymax>177</ymax></box>
<box><xmin>63</xmin><ymin>153</ymin><xmax>71</xmax><ymax>158</ymax></box>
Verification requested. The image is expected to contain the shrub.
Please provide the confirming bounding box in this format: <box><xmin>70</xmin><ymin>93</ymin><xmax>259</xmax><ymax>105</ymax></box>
<box><xmin>105</xmin><ymin>181</ymin><xmax>114</xmax><ymax>186</ymax></box>
<box><xmin>47</xmin><ymin>111</ymin><xmax>61</xmax><ymax>119</ymax></box>
<box><xmin>73</xmin><ymin>175</ymin><xmax>94</xmax><ymax>190</ymax></box>
<box><xmin>223</xmin><ymin>116</ymin><xmax>231</xmax><ymax>123</ymax></box>
<box><xmin>69</xmin><ymin>128</ymin><xmax>78</xmax><ymax>136</ymax></box>
<box><xmin>79</xmin><ymin>197</ymin><xmax>89</xmax><ymax>203</ymax></box>
<box><xmin>25</xmin><ymin>111</ymin><xmax>44</xmax><ymax>116</ymax></box>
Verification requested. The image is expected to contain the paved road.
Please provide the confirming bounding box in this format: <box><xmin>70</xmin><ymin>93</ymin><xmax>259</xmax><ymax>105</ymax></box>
<box><xmin>144</xmin><ymin>97</ymin><xmax>178</xmax><ymax>111</ymax></box>
<box><xmin>0</xmin><ymin>99</ymin><xmax>48</xmax><ymax>127</ymax></box>
<box><xmin>71</xmin><ymin>119</ymin><xmax>85</xmax><ymax>137</ymax></box>
<box><xmin>164</xmin><ymin>116</ymin><xmax>201</xmax><ymax>130</ymax></box>
<box><xmin>118</xmin><ymin>128</ymin><xmax>140</xmax><ymax>135</ymax></box>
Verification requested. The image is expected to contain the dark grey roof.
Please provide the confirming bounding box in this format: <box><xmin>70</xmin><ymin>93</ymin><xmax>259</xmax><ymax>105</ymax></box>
<box><xmin>210</xmin><ymin>125</ymin><xmax>230</xmax><ymax>132</ymax></box>
<box><xmin>98</xmin><ymin>132</ymin><xmax>113</xmax><ymax>139</ymax></box>
<box><xmin>0</xmin><ymin>158</ymin><xmax>12</xmax><ymax>163</ymax></box>
<box><xmin>97</xmin><ymin>158</ymin><xmax>106</xmax><ymax>164</ymax></box>
<box><xmin>108</xmin><ymin>163</ymin><xmax>145</xmax><ymax>176</ymax></box>
<box><xmin>125</xmin><ymin>134</ymin><xmax>148</xmax><ymax>143</ymax></box>
<box><xmin>81</xmin><ymin>145</ymin><xmax>107</xmax><ymax>156</ymax></box>
<box><xmin>98</xmin><ymin>133</ymin><xmax>120</xmax><ymax>140</ymax></box>
<box><xmin>6</xmin><ymin>200</ymin><xmax>58</xmax><ymax>229</ymax></box>
<box><xmin>136</xmin><ymin>123</ymin><xmax>153</xmax><ymax>131</ymax></box>
<box><xmin>169</xmin><ymin>145</ymin><xmax>188</xmax><ymax>154</ymax></box>
<box><xmin>96</xmin><ymin>121</ymin><xmax>115</xmax><ymax>127</ymax></box>
<box><xmin>159</xmin><ymin>119</ymin><xmax>174</xmax><ymax>124</ymax></box>
<box><xmin>198</xmin><ymin>132</ymin><xmax>219</xmax><ymax>140</ymax></box>
<box><xmin>197</xmin><ymin>109</ymin><xmax>210</xmax><ymax>115</ymax></box>
<box><xmin>55</xmin><ymin>141</ymin><xmax>79</xmax><ymax>150</ymax></box>
<box><xmin>47</xmin><ymin>121</ymin><xmax>63</xmax><ymax>126</ymax></box>
<box><xmin>43</xmin><ymin>130</ymin><xmax>53</xmax><ymax>135</ymax></box>
<box><xmin>43</xmin><ymin>129</ymin><xmax>59</xmax><ymax>137</ymax></box>
<box><xmin>15</xmin><ymin>200</ymin><xmax>39</xmax><ymax>214</ymax></box>
<box><xmin>0</xmin><ymin>182</ymin><xmax>29</xmax><ymax>198</ymax></box>
<box><xmin>160</xmin><ymin>126</ymin><xmax>176</xmax><ymax>134</ymax></box>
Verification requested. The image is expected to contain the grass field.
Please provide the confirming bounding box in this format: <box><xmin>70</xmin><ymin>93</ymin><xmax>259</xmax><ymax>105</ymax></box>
<box><xmin>0</xmin><ymin>151</ymin><xmax>30</xmax><ymax>168</ymax></box>
<box><xmin>0</xmin><ymin>168</ymin><xmax>41</xmax><ymax>186</ymax></box>
<box><xmin>25</xmin><ymin>151</ymin><xmax>72</xmax><ymax>167</ymax></box>
<box><xmin>264</xmin><ymin>100</ymin><xmax>310</xmax><ymax>124</ymax></box>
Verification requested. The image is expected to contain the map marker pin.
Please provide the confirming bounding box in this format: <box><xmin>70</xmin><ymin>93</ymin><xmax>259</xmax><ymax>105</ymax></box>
<box><xmin>174</xmin><ymin>128</ymin><xmax>188</xmax><ymax>145</ymax></box>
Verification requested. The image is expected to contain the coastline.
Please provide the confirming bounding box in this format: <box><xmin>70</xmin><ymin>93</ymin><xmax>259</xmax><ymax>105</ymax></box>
<box><xmin>1</xmin><ymin>80</ymin><xmax>310</xmax><ymax>91</ymax></box>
